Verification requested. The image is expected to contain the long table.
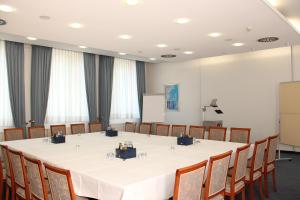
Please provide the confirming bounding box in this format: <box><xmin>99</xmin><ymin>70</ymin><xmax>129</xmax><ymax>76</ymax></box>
<box><xmin>1</xmin><ymin>132</ymin><xmax>253</xmax><ymax>200</ymax></box>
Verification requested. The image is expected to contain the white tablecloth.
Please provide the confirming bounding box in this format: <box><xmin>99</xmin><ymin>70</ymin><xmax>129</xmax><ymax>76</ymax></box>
<box><xmin>1</xmin><ymin>132</ymin><xmax>253</xmax><ymax>200</ymax></box>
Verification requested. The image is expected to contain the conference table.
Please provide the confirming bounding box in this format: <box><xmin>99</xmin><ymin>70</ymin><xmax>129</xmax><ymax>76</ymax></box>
<box><xmin>1</xmin><ymin>132</ymin><xmax>254</xmax><ymax>200</ymax></box>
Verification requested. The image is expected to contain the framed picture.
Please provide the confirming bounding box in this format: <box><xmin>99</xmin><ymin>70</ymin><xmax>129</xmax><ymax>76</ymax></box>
<box><xmin>165</xmin><ymin>84</ymin><xmax>179</xmax><ymax>111</ymax></box>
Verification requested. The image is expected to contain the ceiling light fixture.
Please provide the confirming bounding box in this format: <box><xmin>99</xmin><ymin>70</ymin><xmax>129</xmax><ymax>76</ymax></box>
<box><xmin>174</xmin><ymin>18</ymin><xmax>191</xmax><ymax>24</ymax></box>
<box><xmin>183</xmin><ymin>51</ymin><xmax>194</xmax><ymax>55</ymax></box>
<box><xmin>0</xmin><ymin>5</ymin><xmax>15</xmax><ymax>13</ymax></box>
<box><xmin>79</xmin><ymin>45</ymin><xmax>87</xmax><ymax>49</ymax></box>
<box><xmin>26</xmin><ymin>37</ymin><xmax>37</xmax><ymax>41</ymax></box>
<box><xmin>161</xmin><ymin>54</ymin><xmax>176</xmax><ymax>58</ymax></box>
<box><xmin>68</xmin><ymin>22</ymin><xmax>83</xmax><ymax>29</ymax></box>
<box><xmin>0</xmin><ymin>19</ymin><xmax>7</xmax><ymax>25</ymax></box>
<box><xmin>39</xmin><ymin>15</ymin><xmax>51</xmax><ymax>20</ymax></box>
<box><xmin>232</xmin><ymin>42</ymin><xmax>245</xmax><ymax>47</ymax></box>
<box><xmin>149</xmin><ymin>58</ymin><xmax>156</xmax><ymax>61</ymax></box>
<box><xmin>288</xmin><ymin>18</ymin><xmax>300</xmax><ymax>33</ymax></box>
<box><xmin>124</xmin><ymin>0</ymin><xmax>140</xmax><ymax>6</ymax></box>
<box><xmin>208</xmin><ymin>32</ymin><xmax>222</xmax><ymax>38</ymax></box>
<box><xmin>119</xmin><ymin>34</ymin><xmax>132</xmax><ymax>39</ymax></box>
<box><xmin>257</xmin><ymin>37</ymin><xmax>279</xmax><ymax>42</ymax></box>
<box><xmin>119</xmin><ymin>52</ymin><xmax>127</xmax><ymax>55</ymax></box>
<box><xmin>156</xmin><ymin>44</ymin><xmax>168</xmax><ymax>48</ymax></box>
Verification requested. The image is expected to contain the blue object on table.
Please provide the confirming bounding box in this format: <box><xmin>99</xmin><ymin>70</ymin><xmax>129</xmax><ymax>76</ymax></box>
<box><xmin>115</xmin><ymin>147</ymin><xmax>136</xmax><ymax>159</ymax></box>
<box><xmin>106</xmin><ymin>130</ymin><xmax>118</xmax><ymax>137</ymax></box>
<box><xmin>177</xmin><ymin>136</ymin><xmax>193</xmax><ymax>145</ymax></box>
<box><xmin>51</xmin><ymin>135</ymin><xmax>65</xmax><ymax>144</ymax></box>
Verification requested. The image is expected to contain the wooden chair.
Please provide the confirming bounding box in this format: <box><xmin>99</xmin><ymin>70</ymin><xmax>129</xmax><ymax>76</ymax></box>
<box><xmin>1</xmin><ymin>145</ymin><xmax>15</xmax><ymax>200</ymax></box>
<box><xmin>156</xmin><ymin>124</ymin><xmax>170</xmax><ymax>136</ymax></box>
<box><xmin>124</xmin><ymin>122</ymin><xmax>136</xmax><ymax>132</ymax></box>
<box><xmin>44</xmin><ymin>162</ymin><xmax>88</xmax><ymax>200</ymax></box>
<box><xmin>225</xmin><ymin>144</ymin><xmax>251</xmax><ymax>200</ymax></box>
<box><xmin>230</xmin><ymin>128</ymin><xmax>251</xmax><ymax>144</ymax></box>
<box><xmin>28</xmin><ymin>126</ymin><xmax>46</xmax><ymax>139</ymax></box>
<box><xmin>70</xmin><ymin>123</ymin><xmax>85</xmax><ymax>134</ymax></box>
<box><xmin>189</xmin><ymin>125</ymin><xmax>205</xmax><ymax>139</ymax></box>
<box><xmin>208</xmin><ymin>127</ymin><xmax>227</xmax><ymax>141</ymax></box>
<box><xmin>171</xmin><ymin>125</ymin><xmax>187</xmax><ymax>137</ymax></box>
<box><xmin>264</xmin><ymin>134</ymin><xmax>279</xmax><ymax>198</ymax></box>
<box><xmin>173</xmin><ymin>160</ymin><xmax>208</xmax><ymax>200</ymax></box>
<box><xmin>89</xmin><ymin>122</ymin><xmax>102</xmax><ymax>133</ymax></box>
<box><xmin>8</xmin><ymin>149</ymin><xmax>31</xmax><ymax>200</ymax></box>
<box><xmin>50</xmin><ymin>124</ymin><xmax>66</xmax><ymax>136</ymax></box>
<box><xmin>138</xmin><ymin>123</ymin><xmax>152</xmax><ymax>134</ymax></box>
<box><xmin>24</xmin><ymin>155</ymin><xmax>49</xmax><ymax>200</ymax></box>
<box><xmin>203</xmin><ymin>151</ymin><xmax>232</xmax><ymax>200</ymax></box>
<box><xmin>4</xmin><ymin>128</ymin><xmax>24</xmax><ymax>141</ymax></box>
<box><xmin>245</xmin><ymin>138</ymin><xmax>268</xmax><ymax>200</ymax></box>
<box><xmin>0</xmin><ymin>156</ymin><xmax>5</xmax><ymax>199</ymax></box>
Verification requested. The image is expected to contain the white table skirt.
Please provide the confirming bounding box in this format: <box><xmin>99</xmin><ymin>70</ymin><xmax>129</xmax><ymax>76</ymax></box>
<box><xmin>1</xmin><ymin>132</ymin><xmax>253</xmax><ymax>200</ymax></box>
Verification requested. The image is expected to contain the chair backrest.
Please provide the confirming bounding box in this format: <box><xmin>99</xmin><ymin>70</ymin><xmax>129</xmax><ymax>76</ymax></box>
<box><xmin>50</xmin><ymin>125</ymin><xmax>66</xmax><ymax>136</ymax></box>
<box><xmin>8</xmin><ymin>149</ymin><xmax>30</xmax><ymax>200</ymax></box>
<box><xmin>124</xmin><ymin>122</ymin><xmax>136</xmax><ymax>132</ymax></box>
<box><xmin>171</xmin><ymin>125</ymin><xmax>187</xmax><ymax>137</ymax></box>
<box><xmin>208</xmin><ymin>127</ymin><xmax>227</xmax><ymax>141</ymax></box>
<box><xmin>4</xmin><ymin>128</ymin><xmax>24</xmax><ymax>141</ymax></box>
<box><xmin>44</xmin><ymin>163</ymin><xmax>76</xmax><ymax>200</ymax></box>
<box><xmin>70</xmin><ymin>123</ymin><xmax>85</xmax><ymax>134</ymax></box>
<box><xmin>250</xmin><ymin>138</ymin><xmax>268</xmax><ymax>173</ymax></box>
<box><xmin>173</xmin><ymin>160</ymin><xmax>208</xmax><ymax>200</ymax></box>
<box><xmin>230</xmin><ymin>128</ymin><xmax>251</xmax><ymax>143</ymax></box>
<box><xmin>89</xmin><ymin>122</ymin><xmax>102</xmax><ymax>133</ymax></box>
<box><xmin>28</xmin><ymin>126</ymin><xmax>46</xmax><ymax>139</ymax></box>
<box><xmin>204</xmin><ymin>151</ymin><xmax>232</xmax><ymax>200</ymax></box>
<box><xmin>189</xmin><ymin>125</ymin><xmax>205</xmax><ymax>139</ymax></box>
<box><xmin>1</xmin><ymin>145</ymin><xmax>12</xmax><ymax>179</ymax></box>
<box><xmin>24</xmin><ymin>156</ymin><xmax>49</xmax><ymax>200</ymax></box>
<box><xmin>138</xmin><ymin>123</ymin><xmax>152</xmax><ymax>134</ymax></box>
<box><xmin>156</xmin><ymin>124</ymin><xmax>170</xmax><ymax>136</ymax></box>
<box><xmin>230</xmin><ymin>144</ymin><xmax>250</xmax><ymax>187</ymax></box>
<box><xmin>266</xmin><ymin>134</ymin><xmax>279</xmax><ymax>165</ymax></box>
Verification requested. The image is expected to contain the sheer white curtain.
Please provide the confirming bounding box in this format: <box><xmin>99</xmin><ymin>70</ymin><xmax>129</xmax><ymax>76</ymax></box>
<box><xmin>0</xmin><ymin>40</ymin><xmax>14</xmax><ymax>132</ymax></box>
<box><xmin>110</xmin><ymin>58</ymin><xmax>140</xmax><ymax>123</ymax></box>
<box><xmin>45</xmin><ymin>49</ymin><xmax>89</xmax><ymax>125</ymax></box>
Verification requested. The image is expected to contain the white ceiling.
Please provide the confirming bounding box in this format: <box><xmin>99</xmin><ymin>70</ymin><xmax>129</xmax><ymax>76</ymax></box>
<box><xmin>0</xmin><ymin>0</ymin><xmax>299</xmax><ymax>62</ymax></box>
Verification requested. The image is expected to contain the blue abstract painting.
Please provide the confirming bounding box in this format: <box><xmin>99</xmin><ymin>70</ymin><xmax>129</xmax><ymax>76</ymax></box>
<box><xmin>165</xmin><ymin>84</ymin><xmax>179</xmax><ymax>111</ymax></box>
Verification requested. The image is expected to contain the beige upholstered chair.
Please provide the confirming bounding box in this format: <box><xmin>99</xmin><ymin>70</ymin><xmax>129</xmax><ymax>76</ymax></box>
<box><xmin>208</xmin><ymin>127</ymin><xmax>227</xmax><ymax>141</ymax></box>
<box><xmin>0</xmin><ymin>155</ymin><xmax>5</xmax><ymax>199</ymax></box>
<box><xmin>124</xmin><ymin>122</ymin><xmax>136</xmax><ymax>132</ymax></box>
<box><xmin>8</xmin><ymin>149</ymin><xmax>31</xmax><ymax>200</ymax></box>
<box><xmin>246</xmin><ymin>138</ymin><xmax>268</xmax><ymax>200</ymax></box>
<box><xmin>50</xmin><ymin>124</ymin><xmax>66</xmax><ymax>136</ymax></box>
<box><xmin>173</xmin><ymin>160</ymin><xmax>207</xmax><ymax>200</ymax></box>
<box><xmin>4</xmin><ymin>128</ymin><xmax>24</xmax><ymax>141</ymax></box>
<box><xmin>225</xmin><ymin>144</ymin><xmax>250</xmax><ymax>200</ymax></box>
<box><xmin>230</xmin><ymin>128</ymin><xmax>251</xmax><ymax>144</ymax></box>
<box><xmin>70</xmin><ymin>123</ymin><xmax>86</xmax><ymax>134</ymax></box>
<box><xmin>44</xmin><ymin>163</ymin><xmax>88</xmax><ymax>200</ymax></box>
<box><xmin>203</xmin><ymin>151</ymin><xmax>232</xmax><ymax>200</ymax></box>
<box><xmin>189</xmin><ymin>125</ymin><xmax>205</xmax><ymax>139</ymax></box>
<box><xmin>1</xmin><ymin>145</ymin><xmax>15</xmax><ymax>200</ymax></box>
<box><xmin>28</xmin><ymin>126</ymin><xmax>46</xmax><ymax>139</ymax></box>
<box><xmin>89</xmin><ymin>122</ymin><xmax>102</xmax><ymax>133</ymax></box>
<box><xmin>171</xmin><ymin>125</ymin><xmax>187</xmax><ymax>137</ymax></box>
<box><xmin>138</xmin><ymin>123</ymin><xmax>152</xmax><ymax>134</ymax></box>
<box><xmin>264</xmin><ymin>134</ymin><xmax>279</xmax><ymax>198</ymax></box>
<box><xmin>156</xmin><ymin>124</ymin><xmax>170</xmax><ymax>136</ymax></box>
<box><xmin>24</xmin><ymin>155</ymin><xmax>49</xmax><ymax>200</ymax></box>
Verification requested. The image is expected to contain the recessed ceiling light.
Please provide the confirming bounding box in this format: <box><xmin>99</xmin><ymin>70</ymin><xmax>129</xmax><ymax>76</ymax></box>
<box><xmin>79</xmin><ymin>45</ymin><xmax>87</xmax><ymax>49</ymax></box>
<box><xmin>232</xmin><ymin>42</ymin><xmax>245</xmax><ymax>47</ymax></box>
<box><xmin>26</xmin><ymin>37</ymin><xmax>37</xmax><ymax>41</ymax></box>
<box><xmin>266</xmin><ymin>0</ymin><xmax>280</xmax><ymax>7</ymax></box>
<box><xmin>156</xmin><ymin>44</ymin><xmax>168</xmax><ymax>48</ymax></box>
<box><xmin>288</xmin><ymin>18</ymin><xmax>300</xmax><ymax>33</ymax></box>
<box><xmin>68</xmin><ymin>22</ymin><xmax>83</xmax><ymax>29</ymax></box>
<box><xmin>0</xmin><ymin>5</ymin><xmax>15</xmax><ymax>13</ymax></box>
<box><xmin>149</xmin><ymin>58</ymin><xmax>156</xmax><ymax>61</ymax></box>
<box><xmin>183</xmin><ymin>51</ymin><xmax>194</xmax><ymax>55</ymax></box>
<box><xmin>124</xmin><ymin>0</ymin><xmax>140</xmax><ymax>6</ymax></box>
<box><xmin>119</xmin><ymin>52</ymin><xmax>127</xmax><ymax>55</ymax></box>
<box><xmin>119</xmin><ymin>34</ymin><xmax>132</xmax><ymax>40</ymax></box>
<box><xmin>208</xmin><ymin>32</ymin><xmax>222</xmax><ymax>38</ymax></box>
<box><xmin>39</xmin><ymin>15</ymin><xmax>51</xmax><ymax>20</ymax></box>
<box><xmin>174</xmin><ymin>18</ymin><xmax>191</xmax><ymax>24</ymax></box>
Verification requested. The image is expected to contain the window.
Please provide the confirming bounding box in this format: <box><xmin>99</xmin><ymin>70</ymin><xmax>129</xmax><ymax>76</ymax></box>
<box><xmin>0</xmin><ymin>40</ymin><xmax>14</xmax><ymax>131</ymax></box>
<box><xmin>110</xmin><ymin>58</ymin><xmax>140</xmax><ymax>123</ymax></box>
<box><xmin>45</xmin><ymin>49</ymin><xmax>89</xmax><ymax>124</ymax></box>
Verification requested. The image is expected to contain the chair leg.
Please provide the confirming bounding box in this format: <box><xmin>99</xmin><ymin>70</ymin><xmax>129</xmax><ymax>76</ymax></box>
<box><xmin>249</xmin><ymin>182</ymin><xmax>254</xmax><ymax>200</ymax></box>
<box><xmin>242</xmin><ymin>187</ymin><xmax>246</xmax><ymax>200</ymax></box>
<box><xmin>0</xmin><ymin>180</ymin><xmax>3</xmax><ymax>199</ymax></box>
<box><xmin>264</xmin><ymin>173</ymin><xmax>269</xmax><ymax>198</ymax></box>
<box><xmin>272</xmin><ymin>169</ymin><xmax>277</xmax><ymax>192</ymax></box>
<box><xmin>259</xmin><ymin>177</ymin><xmax>264</xmax><ymax>200</ymax></box>
<box><xmin>230</xmin><ymin>194</ymin><xmax>235</xmax><ymax>200</ymax></box>
<box><xmin>5</xmin><ymin>185</ymin><xmax>9</xmax><ymax>200</ymax></box>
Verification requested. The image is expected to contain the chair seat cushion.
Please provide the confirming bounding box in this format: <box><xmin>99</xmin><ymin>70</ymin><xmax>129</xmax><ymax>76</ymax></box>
<box><xmin>225</xmin><ymin>177</ymin><xmax>245</xmax><ymax>193</ymax></box>
<box><xmin>17</xmin><ymin>187</ymin><xmax>26</xmax><ymax>198</ymax></box>
<box><xmin>76</xmin><ymin>195</ymin><xmax>89</xmax><ymax>200</ymax></box>
<box><xmin>245</xmin><ymin>168</ymin><xmax>262</xmax><ymax>181</ymax></box>
<box><xmin>263</xmin><ymin>163</ymin><xmax>275</xmax><ymax>173</ymax></box>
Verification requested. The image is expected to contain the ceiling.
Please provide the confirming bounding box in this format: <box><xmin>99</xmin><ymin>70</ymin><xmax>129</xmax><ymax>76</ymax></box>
<box><xmin>0</xmin><ymin>0</ymin><xmax>299</xmax><ymax>63</ymax></box>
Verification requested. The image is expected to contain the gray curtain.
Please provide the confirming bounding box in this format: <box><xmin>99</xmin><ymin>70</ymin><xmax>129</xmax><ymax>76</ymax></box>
<box><xmin>5</xmin><ymin>41</ymin><xmax>26</xmax><ymax>128</ymax></box>
<box><xmin>31</xmin><ymin>45</ymin><xmax>52</xmax><ymax>125</ymax></box>
<box><xmin>83</xmin><ymin>53</ymin><xmax>97</xmax><ymax>122</ymax></box>
<box><xmin>136</xmin><ymin>61</ymin><xmax>146</xmax><ymax>121</ymax></box>
<box><xmin>98</xmin><ymin>55</ymin><xmax>114</xmax><ymax>129</ymax></box>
